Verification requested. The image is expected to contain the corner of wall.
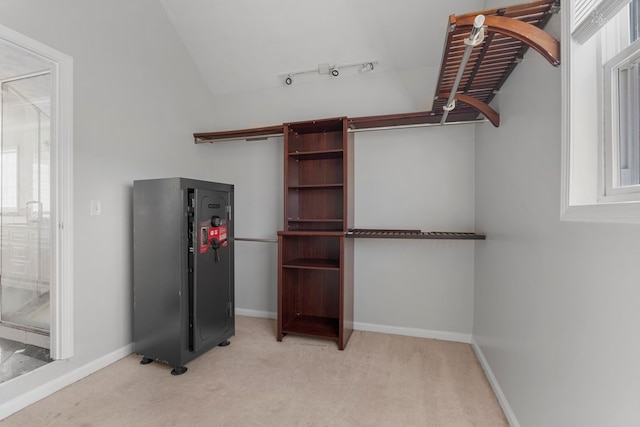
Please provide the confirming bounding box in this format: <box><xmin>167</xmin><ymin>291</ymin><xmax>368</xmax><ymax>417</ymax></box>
<box><xmin>471</xmin><ymin>337</ymin><xmax>520</xmax><ymax>427</ymax></box>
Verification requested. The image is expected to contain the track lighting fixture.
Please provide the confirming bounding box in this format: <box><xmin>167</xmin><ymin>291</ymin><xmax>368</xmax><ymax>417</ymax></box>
<box><xmin>278</xmin><ymin>60</ymin><xmax>378</xmax><ymax>86</ymax></box>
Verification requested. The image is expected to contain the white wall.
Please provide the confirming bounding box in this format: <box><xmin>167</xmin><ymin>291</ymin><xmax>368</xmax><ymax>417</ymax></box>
<box><xmin>196</xmin><ymin>137</ymin><xmax>284</xmax><ymax>317</ymax></box>
<box><xmin>474</xmin><ymin>12</ymin><xmax>640</xmax><ymax>426</ymax></box>
<box><xmin>353</xmin><ymin>125</ymin><xmax>476</xmax><ymax>338</ymax></box>
<box><xmin>0</xmin><ymin>0</ymin><xmax>222</xmax><ymax>410</ymax></box>
<box><xmin>200</xmin><ymin>67</ymin><xmax>439</xmax><ymax>131</ymax></box>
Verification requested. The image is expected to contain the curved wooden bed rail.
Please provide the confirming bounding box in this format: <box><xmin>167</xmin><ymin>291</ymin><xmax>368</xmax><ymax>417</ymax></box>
<box><xmin>454</xmin><ymin>14</ymin><xmax>560</xmax><ymax>66</ymax></box>
<box><xmin>438</xmin><ymin>92</ymin><xmax>500</xmax><ymax>127</ymax></box>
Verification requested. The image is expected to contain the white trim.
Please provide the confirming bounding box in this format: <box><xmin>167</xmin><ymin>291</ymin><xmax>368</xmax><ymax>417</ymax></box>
<box><xmin>0</xmin><ymin>344</ymin><xmax>133</xmax><ymax>421</ymax></box>
<box><xmin>235</xmin><ymin>308</ymin><xmax>277</xmax><ymax>319</ymax></box>
<box><xmin>561</xmin><ymin>2</ymin><xmax>574</xmax><ymax>219</ymax></box>
<box><xmin>354</xmin><ymin>321</ymin><xmax>472</xmax><ymax>343</ymax></box>
<box><xmin>0</xmin><ymin>24</ymin><xmax>74</xmax><ymax>359</ymax></box>
<box><xmin>562</xmin><ymin>201</ymin><xmax>640</xmax><ymax>222</ymax></box>
<box><xmin>50</xmin><ymin>41</ymin><xmax>74</xmax><ymax>361</ymax></box>
<box><xmin>471</xmin><ymin>337</ymin><xmax>520</xmax><ymax>427</ymax></box>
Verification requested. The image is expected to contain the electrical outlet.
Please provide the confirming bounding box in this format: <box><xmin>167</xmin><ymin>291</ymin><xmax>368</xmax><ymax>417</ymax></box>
<box><xmin>90</xmin><ymin>200</ymin><xmax>101</xmax><ymax>216</ymax></box>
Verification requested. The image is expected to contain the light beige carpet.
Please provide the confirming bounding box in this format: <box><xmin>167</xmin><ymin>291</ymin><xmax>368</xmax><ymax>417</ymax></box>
<box><xmin>1</xmin><ymin>316</ymin><xmax>507</xmax><ymax>426</ymax></box>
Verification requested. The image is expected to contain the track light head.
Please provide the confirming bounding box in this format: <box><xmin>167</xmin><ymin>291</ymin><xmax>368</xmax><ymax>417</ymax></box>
<box><xmin>361</xmin><ymin>62</ymin><xmax>374</xmax><ymax>72</ymax></box>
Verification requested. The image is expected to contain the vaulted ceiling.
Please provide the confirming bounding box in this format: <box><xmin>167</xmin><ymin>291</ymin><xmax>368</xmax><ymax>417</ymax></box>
<box><xmin>160</xmin><ymin>0</ymin><xmax>486</xmax><ymax>98</ymax></box>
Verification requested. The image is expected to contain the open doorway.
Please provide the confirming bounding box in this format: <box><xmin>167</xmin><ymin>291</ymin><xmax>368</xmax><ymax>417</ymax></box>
<box><xmin>1</xmin><ymin>71</ymin><xmax>51</xmax><ymax>333</ymax></box>
<box><xmin>0</xmin><ymin>25</ymin><xmax>73</xmax><ymax>382</ymax></box>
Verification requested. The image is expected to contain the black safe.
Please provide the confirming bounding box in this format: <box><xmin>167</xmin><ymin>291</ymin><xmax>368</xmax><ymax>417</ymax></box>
<box><xmin>133</xmin><ymin>178</ymin><xmax>234</xmax><ymax>375</ymax></box>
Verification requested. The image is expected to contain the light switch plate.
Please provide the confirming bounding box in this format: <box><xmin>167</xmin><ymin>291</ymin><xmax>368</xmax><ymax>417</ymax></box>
<box><xmin>90</xmin><ymin>200</ymin><xmax>101</xmax><ymax>216</ymax></box>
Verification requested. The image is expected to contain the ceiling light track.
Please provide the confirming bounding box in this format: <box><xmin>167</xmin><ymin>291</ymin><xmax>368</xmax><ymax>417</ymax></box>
<box><xmin>278</xmin><ymin>60</ymin><xmax>378</xmax><ymax>86</ymax></box>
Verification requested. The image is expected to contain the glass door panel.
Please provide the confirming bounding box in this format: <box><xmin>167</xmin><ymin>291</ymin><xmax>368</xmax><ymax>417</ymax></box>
<box><xmin>0</xmin><ymin>73</ymin><xmax>51</xmax><ymax>332</ymax></box>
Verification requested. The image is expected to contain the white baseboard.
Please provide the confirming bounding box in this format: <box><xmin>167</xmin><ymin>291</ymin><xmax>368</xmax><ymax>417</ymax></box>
<box><xmin>0</xmin><ymin>343</ymin><xmax>134</xmax><ymax>421</ymax></box>
<box><xmin>354</xmin><ymin>321</ymin><xmax>472</xmax><ymax>343</ymax></box>
<box><xmin>471</xmin><ymin>337</ymin><xmax>520</xmax><ymax>427</ymax></box>
<box><xmin>235</xmin><ymin>309</ymin><xmax>472</xmax><ymax>344</ymax></box>
<box><xmin>235</xmin><ymin>308</ymin><xmax>276</xmax><ymax>319</ymax></box>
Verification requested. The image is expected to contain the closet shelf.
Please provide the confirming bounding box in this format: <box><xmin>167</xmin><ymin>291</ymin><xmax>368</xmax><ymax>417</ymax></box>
<box><xmin>288</xmin><ymin>184</ymin><xmax>343</xmax><ymax>190</ymax></box>
<box><xmin>288</xmin><ymin>149</ymin><xmax>343</xmax><ymax>160</ymax></box>
<box><xmin>193</xmin><ymin>113</ymin><xmax>482</xmax><ymax>143</ymax></box>
<box><xmin>278</xmin><ymin>230</ymin><xmax>345</xmax><ymax>237</ymax></box>
<box><xmin>281</xmin><ymin>316</ymin><xmax>339</xmax><ymax>340</ymax></box>
<box><xmin>282</xmin><ymin>258</ymin><xmax>340</xmax><ymax>270</ymax></box>
<box><xmin>194</xmin><ymin>124</ymin><xmax>283</xmax><ymax>143</ymax></box>
<box><xmin>347</xmin><ymin>111</ymin><xmax>481</xmax><ymax>130</ymax></box>
<box><xmin>346</xmin><ymin>229</ymin><xmax>485</xmax><ymax>240</ymax></box>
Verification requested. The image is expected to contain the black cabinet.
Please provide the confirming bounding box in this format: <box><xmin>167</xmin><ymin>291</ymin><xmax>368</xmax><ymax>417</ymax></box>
<box><xmin>133</xmin><ymin>178</ymin><xmax>234</xmax><ymax>375</ymax></box>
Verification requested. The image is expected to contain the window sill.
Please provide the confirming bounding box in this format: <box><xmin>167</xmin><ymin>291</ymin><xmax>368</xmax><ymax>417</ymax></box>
<box><xmin>561</xmin><ymin>201</ymin><xmax>640</xmax><ymax>223</ymax></box>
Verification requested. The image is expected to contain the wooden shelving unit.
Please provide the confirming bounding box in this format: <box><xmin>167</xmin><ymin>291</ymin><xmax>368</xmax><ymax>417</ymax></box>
<box><xmin>277</xmin><ymin>118</ymin><xmax>354</xmax><ymax>350</ymax></box>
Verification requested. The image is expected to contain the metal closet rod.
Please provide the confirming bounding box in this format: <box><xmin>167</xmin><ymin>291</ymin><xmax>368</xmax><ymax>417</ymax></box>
<box><xmin>235</xmin><ymin>237</ymin><xmax>278</xmax><ymax>243</ymax></box>
<box><xmin>440</xmin><ymin>14</ymin><xmax>486</xmax><ymax>125</ymax></box>
<box><xmin>195</xmin><ymin>133</ymin><xmax>282</xmax><ymax>143</ymax></box>
<box><xmin>348</xmin><ymin>119</ymin><xmax>486</xmax><ymax>133</ymax></box>
<box><xmin>196</xmin><ymin>118</ymin><xmax>486</xmax><ymax>143</ymax></box>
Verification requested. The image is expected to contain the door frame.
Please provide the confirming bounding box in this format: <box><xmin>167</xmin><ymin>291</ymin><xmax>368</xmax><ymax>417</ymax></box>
<box><xmin>0</xmin><ymin>24</ymin><xmax>73</xmax><ymax>359</ymax></box>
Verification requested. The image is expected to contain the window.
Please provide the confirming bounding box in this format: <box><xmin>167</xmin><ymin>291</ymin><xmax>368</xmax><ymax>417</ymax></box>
<box><xmin>616</xmin><ymin>55</ymin><xmax>639</xmax><ymax>187</ymax></box>
<box><xmin>602</xmin><ymin>1</ymin><xmax>640</xmax><ymax>201</ymax></box>
<box><xmin>561</xmin><ymin>0</ymin><xmax>640</xmax><ymax>222</ymax></box>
